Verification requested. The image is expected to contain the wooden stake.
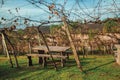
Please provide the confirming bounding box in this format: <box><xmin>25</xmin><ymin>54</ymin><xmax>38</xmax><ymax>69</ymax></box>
<box><xmin>1</xmin><ymin>33</ymin><xmax>13</xmax><ymax>68</ymax></box>
<box><xmin>63</xmin><ymin>19</ymin><xmax>83</xmax><ymax>72</ymax></box>
<box><xmin>28</xmin><ymin>41</ymin><xmax>32</xmax><ymax>54</ymax></box>
<box><xmin>4</xmin><ymin>33</ymin><xmax>19</xmax><ymax>68</ymax></box>
<box><xmin>37</xmin><ymin>27</ymin><xmax>57</xmax><ymax>70</ymax></box>
<box><xmin>37</xmin><ymin>29</ymin><xmax>42</xmax><ymax>46</ymax></box>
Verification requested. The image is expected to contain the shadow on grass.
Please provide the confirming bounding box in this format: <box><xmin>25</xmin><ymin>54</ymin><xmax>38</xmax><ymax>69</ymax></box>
<box><xmin>65</xmin><ymin>57</ymin><xmax>96</xmax><ymax>68</ymax></box>
<box><xmin>84</xmin><ymin>60</ymin><xmax>115</xmax><ymax>73</ymax></box>
<box><xmin>0</xmin><ymin>65</ymin><xmax>51</xmax><ymax>79</ymax></box>
<box><xmin>81</xmin><ymin>57</ymin><xmax>96</xmax><ymax>61</ymax></box>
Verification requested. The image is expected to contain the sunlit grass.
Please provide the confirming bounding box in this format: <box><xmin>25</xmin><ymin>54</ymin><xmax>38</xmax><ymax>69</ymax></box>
<box><xmin>0</xmin><ymin>54</ymin><xmax>120</xmax><ymax>80</ymax></box>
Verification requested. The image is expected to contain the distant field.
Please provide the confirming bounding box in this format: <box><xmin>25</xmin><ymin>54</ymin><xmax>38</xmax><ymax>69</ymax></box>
<box><xmin>0</xmin><ymin>55</ymin><xmax>120</xmax><ymax>80</ymax></box>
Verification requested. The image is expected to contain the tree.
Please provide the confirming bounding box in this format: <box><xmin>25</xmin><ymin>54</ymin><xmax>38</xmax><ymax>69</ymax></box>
<box><xmin>26</xmin><ymin>0</ymin><xmax>83</xmax><ymax>71</ymax></box>
<box><xmin>103</xmin><ymin>19</ymin><xmax>118</xmax><ymax>33</ymax></box>
<box><xmin>0</xmin><ymin>28</ymin><xmax>19</xmax><ymax>68</ymax></box>
<box><xmin>0</xmin><ymin>0</ymin><xmax>83</xmax><ymax>71</ymax></box>
<box><xmin>47</xmin><ymin>0</ymin><xmax>83</xmax><ymax>71</ymax></box>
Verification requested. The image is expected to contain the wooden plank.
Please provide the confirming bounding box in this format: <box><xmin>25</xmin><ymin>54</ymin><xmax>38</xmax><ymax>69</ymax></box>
<box><xmin>32</xmin><ymin>45</ymin><xmax>70</xmax><ymax>52</ymax></box>
<box><xmin>26</xmin><ymin>54</ymin><xmax>67</xmax><ymax>59</ymax></box>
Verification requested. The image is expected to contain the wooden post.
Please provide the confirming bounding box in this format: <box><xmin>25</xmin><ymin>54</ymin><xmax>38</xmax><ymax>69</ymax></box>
<box><xmin>82</xmin><ymin>46</ymin><xmax>85</xmax><ymax>58</ymax></box>
<box><xmin>61</xmin><ymin>52</ymin><xmax>65</xmax><ymax>67</ymax></box>
<box><xmin>28</xmin><ymin>56</ymin><xmax>33</xmax><ymax>66</ymax></box>
<box><xmin>2</xmin><ymin>37</ymin><xmax>6</xmax><ymax>55</ymax></box>
<box><xmin>103</xmin><ymin>46</ymin><xmax>106</xmax><ymax>55</ymax></box>
<box><xmin>28</xmin><ymin>41</ymin><xmax>32</xmax><ymax>54</ymax></box>
<box><xmin>37</xmin><ymin>27</ymin><xmax>57</xmax><ymax>70</ymax></box>
<box><xmin>4</xmin><ymin>33</ymin><xmax>19</xmax><ymax>68</ymax></box>
<box><xmin>114</xmin><ymin>45</ymin><xmax>120</xmax><ymax>65</ymax></box>
<box><xmin>66</xmin><ymin>52</ymin><xmax>69</xmax><ymax>60</ymax></box>
<box><xmin>116</xmin><ymin>52</ymin><xmax>120</xmax><ymax>65</ymax></box>
<box><xmin>37</xmin><ymin>29</ymin><xmax>42</xmax><ymax>46</ymax></box>
<box><xmin>62</xmin><ymin>19</ymin><xmax>83</xmax><ymax>71</ymax></box>
<box><xmin>1</xmin><ymin>33</ymin><xmax>13</xmax><ymax>68</ymax></box>
<box><xmin>61</xmin><ymin>58</ymin><xmax>64</xmax><ymax>67</ymax></box>
<box><xmin>91</xmin><ymin>46</ymin><xmax>93</xmax><ymax>55</ymax></box>
<box><xmin>38</xmin><ymin>50</ymin><xmax>44</xmax><ymax>64</ymax></box>
<box><xmin>42</xmin><ymin>57</ymin><xmax>47</xmax><ymax>68</ymax></box>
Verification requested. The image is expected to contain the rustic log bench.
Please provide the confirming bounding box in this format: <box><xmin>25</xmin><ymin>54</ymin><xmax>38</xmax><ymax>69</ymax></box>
<box><xmin>26</xmin><ymin>54</ymin><xmax>68</xmax><ymax>68</ymax></box>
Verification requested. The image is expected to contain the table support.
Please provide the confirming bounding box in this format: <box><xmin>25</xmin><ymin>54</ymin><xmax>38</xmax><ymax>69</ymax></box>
<box><xmin>28</xmin><ymin>56</ymin><xmax>33</xmax><ymax>66</ymax></box>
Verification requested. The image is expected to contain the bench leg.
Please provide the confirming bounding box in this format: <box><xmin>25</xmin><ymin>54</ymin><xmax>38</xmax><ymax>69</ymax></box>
<box><xmin>38</xmin><ymin>50</ymin><xmax>45</xmax><ymax>65</ymax></box>
<box><xmin>39</xmin><ymin>57</ymin><xmax>43</xmax><ymax>65</ymax></box>
<box><xmin>67</xmin><ymin>53</ymin><xmax>69</xmax><ymax>60</ymax></box>
<box><xmin>42</xmin><ymin>57</ymin><xmax>47</xmax><ymax>68</ymax></box>
<box><xmin>61</xmin><ymin>58</ymin><xmax>65</xmax><ymax>67</ymax></box>
<box><xmin>28</xmin><ymin>56</ymin><xmax>33</xmax><ymax>66</ymax></box>
<box><xmin>61</xmin><ymin>52</ymin><xmax>65</xmax><ymax>67</ymax></box>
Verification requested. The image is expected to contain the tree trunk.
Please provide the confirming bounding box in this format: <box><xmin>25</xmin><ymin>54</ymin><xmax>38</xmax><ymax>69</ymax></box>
<box><xmin>63</xmin><ymin>20</ymin><xmax>83</xmax><ymax>71</ymax></box>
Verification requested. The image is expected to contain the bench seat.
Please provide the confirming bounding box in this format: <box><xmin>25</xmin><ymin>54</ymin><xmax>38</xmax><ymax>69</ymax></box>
<box><xmin>26</xmin><ymin>54</ymin><xmax>67</xmax><ymax>59</ymax></box>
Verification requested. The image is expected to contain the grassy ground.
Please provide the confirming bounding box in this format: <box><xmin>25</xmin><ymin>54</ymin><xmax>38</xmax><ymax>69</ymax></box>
<box><xmin>0</xmin><ymin>55</ymin><xmax>120</xmax><ymax>80</ymax></box>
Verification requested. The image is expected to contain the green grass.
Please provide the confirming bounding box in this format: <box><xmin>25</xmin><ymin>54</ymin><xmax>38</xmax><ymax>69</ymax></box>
<box><xmin>0</xmin><ymin>55</ymin><xmax>120</xmax><ymax>80</ymax></box>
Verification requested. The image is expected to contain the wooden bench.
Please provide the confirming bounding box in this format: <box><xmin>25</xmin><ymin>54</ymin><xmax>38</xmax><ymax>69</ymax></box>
<box><xmin>26</xmin><ymin>54</ymin><xmax>67</xmax><ymax>67</ymax></box>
